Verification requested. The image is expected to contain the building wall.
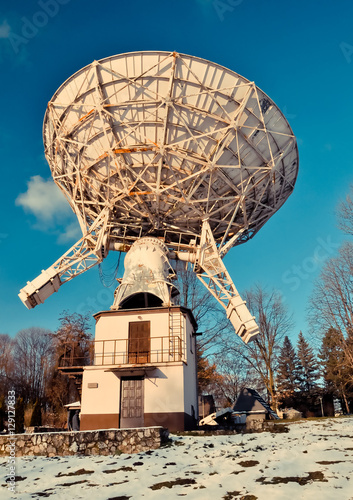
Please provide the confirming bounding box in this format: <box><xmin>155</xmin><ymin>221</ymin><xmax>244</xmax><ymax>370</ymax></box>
<box><xmin>80</xmin><ymin>363</ymin><xmax>194</xmax><ymax>431</ymax></box>
<box><xmin>94</xmin><ymin>309</ymin><xmax>170</xmax><ymax>342</ymax></box>
<box><xmin>93</xmin><ymin>308</ymin><xmax>187</xmax><ymax>365</ymax></box>
<box><xmin>80</xmin><ymin>367</ymin><xmax>121</xmax><ymax>429</ymax></box>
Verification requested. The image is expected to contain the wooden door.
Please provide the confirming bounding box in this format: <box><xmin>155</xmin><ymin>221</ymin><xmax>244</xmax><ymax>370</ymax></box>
<box><xmin>128</xmin><ymin>321</ymin><xmax>150</xmax><ymax>363</ymax></box>
<box><xmin>120</xmin><ymin>377</ymin><xmax>144</xmax><ymax>428</ymax></box>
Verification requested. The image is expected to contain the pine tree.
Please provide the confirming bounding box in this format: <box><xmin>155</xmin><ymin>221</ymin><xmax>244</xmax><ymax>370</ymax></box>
<box><xmin>319</xmin><ymin>328</ymin><xmax>353</xmax><ymax>413</ymax></box>
<box><xmin>297</xmin><ymin>332</ymin><xmax>319</xmax><ymax>393</ymax></box>
<box><xmin>276</xmin><ymin>336</ymin><xmax>300</xmax><ymax>407</ymax></box>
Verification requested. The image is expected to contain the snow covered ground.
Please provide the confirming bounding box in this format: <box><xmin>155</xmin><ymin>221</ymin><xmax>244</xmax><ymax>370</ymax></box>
<box><xmin>2</xmin><ymin>416</ymin><xmax>353</xmax><ymax>500</ymax></box>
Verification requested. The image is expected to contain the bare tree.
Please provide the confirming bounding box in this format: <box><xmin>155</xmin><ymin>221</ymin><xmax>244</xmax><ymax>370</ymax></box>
<box><xmin>309</xmin><ymin>242</ymin><xmax>353</xmax><ymax>374</ymax></box>
<box><xmin>211</xmin><ymin>352</ymin><xmax>261</xmax><ymax>407</ymax></box>
<box><xmin>12</xmin><ymin>328</ymin><xmax>55</xmax><ymax>403</ymax></box>
<box><xmin>337</xmin><ymin>184</ymin><xmax>353</xmax><ymax>235</ymax></box>
<box><xmin>224</xmin><ymin>285</ymin><xmax>293</xmax><ymax>408</ymax></box>
<box><xmin>174</xmin><ymin>268</ymin><xmax>293</xmax><ymax>408</ymax></box>
<box><xmin>45</xmin><ymin>312</ymin><xmax>93</xmax><ymax>416</ymax></box>
<box><xmin>0</xmin><ymin>334</ymin><xmax>15</xmax><ymax>393</ymax></box>
<box><xmin>52</xmin><ymin>311</ymin><xmax>93</xmax><ymax>368</ymax></box>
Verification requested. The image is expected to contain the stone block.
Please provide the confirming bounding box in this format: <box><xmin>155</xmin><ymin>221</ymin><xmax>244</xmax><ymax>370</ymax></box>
<box><xmin>69</xmin><ymin>442</ymin><xmax>78</xmax><ymax>453</ymax></box>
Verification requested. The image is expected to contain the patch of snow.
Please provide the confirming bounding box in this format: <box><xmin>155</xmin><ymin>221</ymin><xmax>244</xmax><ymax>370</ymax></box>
<box><xmin>2</xmin><ymin>417</ymin><xmax>353</xmax><ymax>499</ymax></box>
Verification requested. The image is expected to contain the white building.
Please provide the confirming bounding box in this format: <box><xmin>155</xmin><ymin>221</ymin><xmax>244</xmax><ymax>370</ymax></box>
<box><xmin>73</xmin><ymin>238</ymin><xmax>199</xmax><ymax>432</ymax></box>
<box><xmin>80</xmin><ymin>305</ymin><xmax>198</xmax><ymax>432</ymax></box>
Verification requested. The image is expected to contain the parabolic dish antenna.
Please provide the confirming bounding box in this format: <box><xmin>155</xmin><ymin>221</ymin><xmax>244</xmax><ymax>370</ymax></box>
<box><xmin>19</xmin><ymin>51</ymin><xmax>299</xmax><ymax>343</ymax></box>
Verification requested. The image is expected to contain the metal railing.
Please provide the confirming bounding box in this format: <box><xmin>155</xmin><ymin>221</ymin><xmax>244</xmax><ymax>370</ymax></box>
<box><xmin>59</xmin><ymin>336</ymin><xmax>185</xmax><ymax>367</ymax></box>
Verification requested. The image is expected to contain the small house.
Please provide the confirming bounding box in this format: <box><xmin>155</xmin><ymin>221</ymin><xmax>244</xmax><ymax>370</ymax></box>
<box><xmin>233</xmin><ymin>388</ymin><xmax>279</xmax><ymax>421</ymax></box>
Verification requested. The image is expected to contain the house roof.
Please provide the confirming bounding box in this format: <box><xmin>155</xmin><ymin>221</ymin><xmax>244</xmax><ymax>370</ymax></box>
<box><xmin>233</xmin><ymin>388</ymin><xmax>279</xmax><ymax>420</ymax></box>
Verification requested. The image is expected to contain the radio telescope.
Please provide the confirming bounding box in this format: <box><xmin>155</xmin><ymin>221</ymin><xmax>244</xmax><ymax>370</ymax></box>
<box><xmin>19</xmin><ymin>51</ymin><xmax>298</xmax><ymax>343</ymax></box>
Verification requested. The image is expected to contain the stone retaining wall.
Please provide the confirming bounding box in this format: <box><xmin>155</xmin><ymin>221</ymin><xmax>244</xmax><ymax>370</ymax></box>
<box><xmin>0</xmin><ymin>427</ymin><xmax>169</xmax><ymax>457</ymax></box>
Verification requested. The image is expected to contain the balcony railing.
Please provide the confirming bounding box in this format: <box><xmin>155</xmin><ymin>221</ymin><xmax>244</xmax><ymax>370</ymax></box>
<box><xmin>59</xmin><ymin>336</ymin><xmax>185</xmax><ymax>368</ymax></box>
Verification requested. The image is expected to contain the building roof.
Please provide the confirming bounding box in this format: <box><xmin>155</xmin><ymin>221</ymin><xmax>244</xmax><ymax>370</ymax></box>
<box><xmin>233</xmin><ymin>388</ymin><xmax>279</xmax><ymax>419</ymax></box>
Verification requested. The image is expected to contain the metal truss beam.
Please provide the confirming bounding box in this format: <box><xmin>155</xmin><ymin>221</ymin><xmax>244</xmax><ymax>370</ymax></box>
<box><xmin>18</xmin><ymin>210</ymin><xmax>113</xmax><ymax>309</ymax></box>
<box><xmin>194</xmin><ymin>220</ymin><xmax>259</xmax><ymax>343</ymax></box>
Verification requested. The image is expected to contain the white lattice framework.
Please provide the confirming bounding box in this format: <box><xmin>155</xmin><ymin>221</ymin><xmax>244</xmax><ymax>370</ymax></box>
<box><xmin>19</xmin><ymin>51</ymin><xmax>299</xmax><ymax>342</ymax></box>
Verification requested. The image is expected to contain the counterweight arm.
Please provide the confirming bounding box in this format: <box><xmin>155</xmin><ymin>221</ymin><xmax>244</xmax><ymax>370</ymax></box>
<box><xmin>18</xmin><ymin>210</ymin><xmax>110</xmax><ymax>309</ymax></box>
<box><xmin>194</xmin><ymin>220</ymin><xmax>259</xmax><ymax>343</ymax></box>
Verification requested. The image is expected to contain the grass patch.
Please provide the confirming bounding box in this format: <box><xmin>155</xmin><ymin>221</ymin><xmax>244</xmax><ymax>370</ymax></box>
<box><xmin>238</xmin><ymin>460</ymin><xmax>259</xmax><ymax>467</ymax></box>
<box><xmin>150</xmin><ymin>478</ymin><xmax>196</xmax><ymax>490</ymax></box>
<box><xmin>316</xmin><ymin>460</ymin><xmax>345</xmax><ymax>465</ymax></box>
<box><xmin>269</xmin><ymin>424</ymin><xmax>289</xmax><ymax>433</ymax></box>
<box><xmin>59</xmin><ymin>480</ymin><xmax>89</xmax><ymax>487</ymax></box>
<box><xmin>102</xmin><ymin>467</ymin><xmax>136</xmax><ymax>474</ymax></box>
<box><xmin>56</xmin><ymin>468</ymin><xmax>94</xmax><ymax>477</ymax></box>
<box><xmin>107</xmin><ymin>496</ymin><xmax>131</xmax><ymax>500</ymax></box>
<box><xmin>256</xmin><ymin>471</ymin><xmax>327</xmax><ymax>485</ymax></box>
<box><xmin>222</xmin><ymin>491</ymin><xmax>241</xmax><ymax>499</ymax></box>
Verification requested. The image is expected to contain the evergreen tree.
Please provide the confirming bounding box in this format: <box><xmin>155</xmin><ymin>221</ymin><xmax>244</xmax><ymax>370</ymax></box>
<box><xmin>297</xmin><ymin>332</ymin><xmax>319</xmax><ymax>393</ymax></box>
<box><xmin>319</xmin><ymin>327</ymin><xmax>353</xmax><ymax>413</ymax></box>
<box><xmin>30</xmin><ymin>400</ymin><xmax>42</xmax><ymax>427</ymax></box>
<box><xmin>276</xmin><ymin>336</ymin><xmax>300</xmax><ymax>407</ymax></box>
<box><xmin>15</xmin><ymin>397</ymin><xmax>24</xmax><ymax>434</ymax></box>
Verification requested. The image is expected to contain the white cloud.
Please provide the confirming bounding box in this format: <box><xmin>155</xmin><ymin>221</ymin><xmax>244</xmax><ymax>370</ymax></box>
<box><xmin>16</xmin><ymin>176</ymin><xmax>82</xmax><ymax>243</ymax></box>
<box><xmin>0</xmin><ymin>20</ymin><xmax>10</xmax><ymax>39</ymax></box>
<box><xmin>16</xmin><ymin>175</ymin><xmax>71</xmax><ymax>224</ymax></box>
<box><xmin>57</xmin><ymin>220</ymin><xmax>82</xmax><ymax>244</ymax></box>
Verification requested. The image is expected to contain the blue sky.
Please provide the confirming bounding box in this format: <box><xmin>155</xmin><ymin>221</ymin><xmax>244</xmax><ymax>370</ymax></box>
<box><xmin>0</xmin><ymin>0</ymin><xmax>352</xmax><ymax>341</ymax></box>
